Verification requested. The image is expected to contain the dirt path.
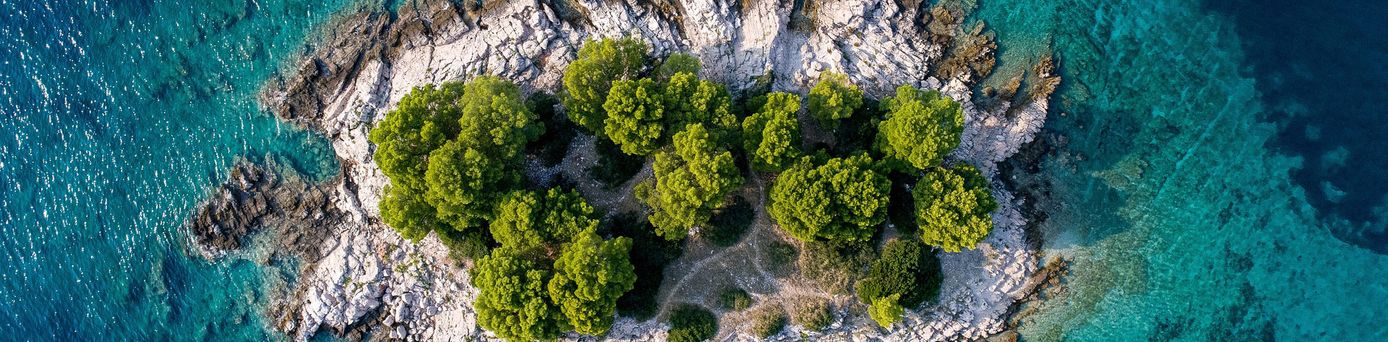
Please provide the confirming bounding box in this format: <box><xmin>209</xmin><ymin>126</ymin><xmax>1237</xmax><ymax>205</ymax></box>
<box><xmin>648</xmin><ymin>158</ymin><xmax>845</xmax><ymax>339</ymax></box>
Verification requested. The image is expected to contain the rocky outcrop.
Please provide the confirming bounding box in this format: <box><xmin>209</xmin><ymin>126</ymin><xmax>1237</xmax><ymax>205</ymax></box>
<box><xmin>187</xmin><ymin>158</ymin><xmax>341</xmax><ymax>260</ymax></box>
<box><xmin>186</xmin><ymin>0</ymin><xmax>1058</xmax><ymax>341</ymax></box>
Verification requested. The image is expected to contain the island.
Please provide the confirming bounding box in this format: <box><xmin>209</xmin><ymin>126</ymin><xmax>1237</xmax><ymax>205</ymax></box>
<box><xmin>188</xmin><ymin>0</ymin><xmax>1060</xmax><ymax>341</ymax></box>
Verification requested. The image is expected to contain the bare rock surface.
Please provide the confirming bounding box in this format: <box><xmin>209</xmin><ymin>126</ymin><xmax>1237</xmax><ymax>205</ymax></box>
<box><xmin>187</xmin><ymin>0</ymin><xmax>1058</xmax><ymax>341</ymax></box>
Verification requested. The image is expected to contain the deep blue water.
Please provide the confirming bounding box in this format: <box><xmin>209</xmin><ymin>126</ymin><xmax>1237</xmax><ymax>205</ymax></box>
<box><xmin>0</xmin><ymin>0</ymin><xmax>351</xmax><ymax>339</ymax></box>
<box><xmin>1208</xmin><ymin>0</ymin><xmax>1388</xmax><ymax>253</ymax></box>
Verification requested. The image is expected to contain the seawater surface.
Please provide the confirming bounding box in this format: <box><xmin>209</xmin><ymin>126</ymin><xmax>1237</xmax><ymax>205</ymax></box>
<box><xmin>975</xmin><ymin>0</ymin><xmax>1388</xmax><ymax>340</ymax></box>
<box><xmin>0</xmin><ymin>0</ymin><xmax>354</xmax><ymax>339</ymax></box>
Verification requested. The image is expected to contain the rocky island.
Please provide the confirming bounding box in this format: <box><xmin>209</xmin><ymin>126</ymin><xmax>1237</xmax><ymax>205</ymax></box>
<box><xmin>188</xmin><ymin>0</ymin><xmax>1060</xmax><ymax>340</ymax></box>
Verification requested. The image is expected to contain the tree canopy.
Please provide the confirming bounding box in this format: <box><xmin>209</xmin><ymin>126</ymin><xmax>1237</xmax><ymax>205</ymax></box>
<box><xmin>471</xmin><ymin>249</ymin><xmax>567</xmax><ymax>341</ymax></box>
<box><xmin>603</xmin><ymin>78</ymin><xmax>666</xmax><ymax>155</ymax></box>
<box><xmin>655</xmin><ymin>52</ymin><xmax>701</xmax><ymax>81</ymax></box>
<box><xmin>668</xmin><ymin>304</ymin><xmax>718</xmax><ymax>342</ymax></box>
<box><xmin>368</xmin><ymin>82</ymin><xmax>465</xmax><ymax>241</ymax></box>
<box><xmin>423</xmin><ymin>76</ymin><xmax>542</xmax><ymax>230</ymax></box>
<box><xmin>637</xmin><ymin>123</ymin><xmax>744</xmax><ymax>240</ymax></box>
<box><xmin>876</xmin><ymin>85</ymin><xmax>963</xmax><ymax>170</ymax></box>
<box><xmin>868</xmin><ymin>293</ymin><xmax>904</xmax><ymax>328</ymax></box>
<box><xmin>379</xmin><ymin>184</ymin><xmax>442</xmax><ymax>241</ymax></box>
<box><xmin>457</xmin><ymin>76</ymin><xmax>544</xmax><ymax>160</ymax></box>
<box><xmin>475</xmin><ymin>196</ymin><xmax>637</xmax><ymax>340</ymax></box>
<box><xmin>548</xmin><ymin>229</ymin><xmax>637</xmax><ymax>335</ymax></box>
<box><xmin>490</xmin><ymin>188</ymin><xmax>598</xmax><ymax>252</ymax></box>
<box><xmin>915</xmin><ymin>164</ymin><xmax>997</xmax><ymax>252</ymax></box>
<box><xmin>808</xmin><ymin>71</ymin><xmax>864</xmax><ymax>128</ymax></box>
<box><xmin>369</xmin><ymin>82</ymin><xmax>464</xmax><ymax>191</ymax></box>
<box><xmin>768</xmin><ymin>154</ymin><xmax>890</xmax><ymax>242</ymax></box>
<box><xmin>662</xmin><ymin>72</ymin><xmax>738</xmax><ymax>140</ymax></box>
<box><xmin>423</xmin><ymin>140</ymin><xmax>513</xmax><ymax>230</ymax></box>
<box><xmin>742</xmin><ymin>92</ymin><xmax>803</xmax><ymax>171</ymax></box>
<box><xmin>854</xmin><ymin>238</ymin><xmax>940</xmax><ymax>307</ymax></box>
<box><xmin>563</xmin><ymin>37</ymin><xmax>648</xmax><ymax>134</ymax></box>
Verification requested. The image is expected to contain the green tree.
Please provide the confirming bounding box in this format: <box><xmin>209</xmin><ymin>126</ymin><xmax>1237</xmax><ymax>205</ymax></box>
<box><xmin>563</xmin><ymin>37</ymin><xmax>648</xmax><ymax>134</ymax></box>
<box><xmin>424</xmin><ymin>141</ymin><xmax>512</xmax><ymax>229</ymax></box>
<box><xmin>379</xmin><ymin>185</ymin><xmax>440</xmax><ymax>241</ymax></box>
<box><xmin>472</xmin><ymin>248</ymin><xmax>567</xmax><ymax>341</ymax></box>
<box><xmin>491</xmin><ymin>189</ymin><xmax>598</xmax><ymax>252</ymax></box>
<box><xmin>423</xmin><ymin>76</ymin><xmax>542</xmax><ymax>230</ymax></box>
<box><xmin>457</xmin><ymin>76</ymin><xmax>544</xmax><ymax>160</ymax></box>
<box><xmin>808</xmin><ymin>71</ymin><xmax>864</xmax><ymax>128</ymax></box>
<box><xmin>768</xmin><ymin>154</ymin><xmax>890</xmax><ymax>242</ymax></box>
<box><xmin>868</xmin><ymin>293</ymin><xmax>904</xmax><ymax>328</ymax></box>
<box><xmin>603</xmin><ymin>78</ymin><xmax>666</xmax><ymax>155</ymax></box>
<box><xmin>655</xmin><ymin>52</ymin><xmax>701</xmax><ymax>81</ymax></box>
<box><xmin>915</xmin><ymin>164</ymin><xmax>997</xmax><ymax>252</ymax></box>
<box><xmin>717</xmin><ymin>287</ymin><xmax>752</xmax><ymax>311</ymax></box>
<box><xmin>369</xmin><ymin>82</ymin><xmax>465</xmax><ymax>240</ymax></box>
<box><xmin>369</xmin><ymin>82</ymin><xmax>464</xmax><ymax>190</ymax></box>
<box><xmin>854</xmin><ymin>238</ymin><xmax>940</xmax><ymax>306</ymax></box>
<box><xmin>876</xmin><ymin>85</ymin><xmax>963</xmax><ymax>170</ymax></box>
<box><xmin>636</xmin><ymin>124</ymin><xmax>744</xmax><ymax>240</ymax></box>
<box><xmin>548</xmin><ymin>229</ymin><xmax>637</xmax><ymax>336</ymax></box>
<box><xmin>662</xmin><ymin>72</ymin><xmax>738</xmax><ymax>139</ymax></box>
<box><xmin>668</xmin><ymin>304</ymin><xmax>718</xmax><ymax>342</ymax></box>
<box><xmin>742</xmin><ymin>92</ymin><xmax>803</xmax><ymax>171</ymax></box>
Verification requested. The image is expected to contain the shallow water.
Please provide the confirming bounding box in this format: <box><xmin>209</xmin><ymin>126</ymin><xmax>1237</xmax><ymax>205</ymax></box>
<box><xmin>974</xmin><ymin>0</ymin><xmax>1388</xmax><ymax>339</ymax></box>
<box><xmin>0</xmin><ymin>0</ymin><xmax>351</xmax><ymax>339</ymax></box>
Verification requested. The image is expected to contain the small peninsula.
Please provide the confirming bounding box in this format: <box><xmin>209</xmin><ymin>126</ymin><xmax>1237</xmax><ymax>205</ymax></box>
<box><xmin>189</xmin><ymin>1</ymin><xmax>1058</xmax><ymax>341</ymax></box>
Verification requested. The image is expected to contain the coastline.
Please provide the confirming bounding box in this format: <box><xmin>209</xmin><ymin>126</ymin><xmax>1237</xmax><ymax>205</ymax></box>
<box><xmin>186</xmin><ymin>1</ymin><xmax>1059</xmax><ymax>340</ymax></box>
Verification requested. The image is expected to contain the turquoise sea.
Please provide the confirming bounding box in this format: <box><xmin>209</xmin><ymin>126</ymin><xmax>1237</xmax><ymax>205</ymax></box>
<box><xmin>975</xmin><ymin>0</ymin><xmax>1388</xmax><ymax>340</ymax></box>
<box><xmin>1</xmin><ymin>0</ymin><xmax>1385</xmax><ymax>340</ymax></box>
<box><xmin>0</xmin><ymin>0</ymin><xmax>350</xmax><ymax>339</ymax></box>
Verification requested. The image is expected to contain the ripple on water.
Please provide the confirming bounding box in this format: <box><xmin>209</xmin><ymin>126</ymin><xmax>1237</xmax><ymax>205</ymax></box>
<box><xmin>0</xmin><ymin>0</ymin><xmax>353</xmax><ymax>339</ymax></box>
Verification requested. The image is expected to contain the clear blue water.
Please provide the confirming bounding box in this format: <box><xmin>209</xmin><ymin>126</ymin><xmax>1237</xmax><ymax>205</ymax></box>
<box><xmin>0</xmin><ymin>0</ymin><xmax>352</xmax><ymax>339</ymax></box>
<box><xmin>4</xmin><ymin>0</ymin><xmax>1386</xmax><ymax>340</ymax></box>
<box><xmin>1208</xmin><ymin>0</ymin><xmax>1388</xmax><ymax>253</ymax></box>
<box><xmin>974</xmin><ymin>0</ymin><xmax>1388</xmax><ymax>340</ymax></box>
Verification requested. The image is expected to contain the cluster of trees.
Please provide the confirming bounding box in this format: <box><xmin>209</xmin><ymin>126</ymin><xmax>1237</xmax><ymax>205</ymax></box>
<box><xmin>760</xmin><ymin>73</ymin><xmax>995</xmax><ymax>328</ymax></box>
<box><xmin>765</xmin><ymin>79</ymin><xmax>995</xmax><ymax>253</ymax></box>
<box><xmin>564</xmin><ymin>38</ymin><xmax>738</xmax><ymax>157</ymax></box>
<box><xmin>468</xmin><ymin>190</ymin><xmax>640</xmax><ymax>340</ymax></box>
<box><xmin>370</xmin><ymin>77</ymin><xmax>541</xmax><ymax>245</ymax></box>
<box><xmin>370</xmin><ymin>77</ymin><xmax>637</xmax><ymax>341</ymax></box>
<box><xmin>768</xmin><ymin>154</ymin><xmax>890</xmax><ymax>242</ymax></box>
<box><xmin>564</xmin><ymin>37</ymin><xmax>744</xmax><ymax>242</ymax></box>
<box><xmin>562</xmin><ymin>37</ymin><xmax>996</xmax><ymax>255</ymax></box>
<box><xmin>855</xmin><ymin>239</ymin><xmax>942</xmax><ymax>327</ymax></box>
<box><xmin>369</xmin><ymin>37</ymin><xmax>1002</xmax><ymax>340</ymax></box>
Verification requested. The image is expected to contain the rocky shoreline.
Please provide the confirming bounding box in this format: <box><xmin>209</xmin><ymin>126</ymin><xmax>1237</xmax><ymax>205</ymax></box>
<box><xmin>186</xmin><ymin>0</ymin><xmax>1057</xmax><ymax>340</ymax></box>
